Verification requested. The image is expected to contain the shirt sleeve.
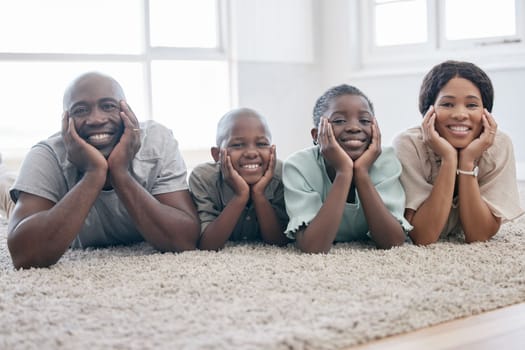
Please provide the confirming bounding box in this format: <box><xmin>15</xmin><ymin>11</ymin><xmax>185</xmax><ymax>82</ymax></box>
<box><xmin>371</xmin><ymin>148</ymin><xmax>413</xmax><ymax>235</ymax></box>
<box><xmin>145</xmin><ymin>123</ymin><xmax>189</xmax><ymax>195</ymax></box>
<box><xmin>478</xmin><ymin>132</ymin><xmax>524</xmax><ymax>222</ymax></box>
<box><xmin>282</xmin><ymin>151</ymin><xmax>324</xmax><ymax>239</ymax></box>
<box><xmin>268</xmin><ymin>161</ymin><xmax>290</xmax><ymax>231</ymax></box>
<box><xmin>188</xmin><ymin>164</ymin><xmax>221</xmax><ymax>233</ymax></box>
<box><xmin>10</xmin><ymin>144</ymin><xmax>67</xmax><ymax>203</ymax></box>
<box><xmin>392</xmin><ymin>130</ymin><xmax>434</xmax><ymax>211</ymax></box>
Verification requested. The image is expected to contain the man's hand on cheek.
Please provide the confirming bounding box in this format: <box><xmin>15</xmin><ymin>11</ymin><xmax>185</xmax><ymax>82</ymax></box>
<box><xmin>62</xmin><ymin>112</ymin><xmax>107</xmax><ymax>174</ymax></box>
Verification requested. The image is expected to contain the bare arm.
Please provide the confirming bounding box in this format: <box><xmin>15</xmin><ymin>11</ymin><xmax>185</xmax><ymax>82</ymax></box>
<box><xmin>353</xmin><ymin>119</ymin><xmax>405</xmax><ymax>248</ymax></box>
<box><xmin>457</xmin><ymin>110</ymin><xmax>501</xmax><ymax>242</ymax></box>
<box><xmin>407</xmin><ymin>107</ymin><xmax>458</xmax><ymax>245</ymax></box>
<box><xmin>408</xmin><ymin>158</ymin><xmax>457</xmax><ymax>244</ymax></box>
<box><xmin>296</xmin><ymin>117</ymin><xmax>352</xmax><ymax>254</ymax></box>
<box><xmin>7</xmin><ymin>172</ymin><xmax>106</xmax><ymax>269</ymax></box>
<box><xmin>7</xmin><ymin>114</ymin><xmax>108</xmax><ymax>269</ymax></box>
<box><xmin>109</xmin><ymin>101</ymin><xmax>199</xmax><ymax>251</ymax></box>
<box><xmin>198</xmin><ymin>194</ymin><xmax>248</xmax><ymax>250</ymax></box>
<box><xmin>251</xmin><ymin>146</ymin><xmax>289</xmax><ymax>246</ymax></box>
<box><xmin>296</xmin><ymin>172</ymin><xmax>351</xmax><ymax>253</ymax></box>
<box><xmin>113</xmin><ymin>176</ymin><xmax>200</xmax><ymax>251</ymax></box>
<box><xmin>457</xmin><ymin>174</ymin><xmax>501</xmax><ymax>242</ymax></box>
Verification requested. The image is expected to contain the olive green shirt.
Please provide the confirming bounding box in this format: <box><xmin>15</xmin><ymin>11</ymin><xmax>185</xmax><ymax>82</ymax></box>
<box><xmin>188</xmin><ymin>160</ymin><xmax>288</xmax><ymax>241</ymax></box>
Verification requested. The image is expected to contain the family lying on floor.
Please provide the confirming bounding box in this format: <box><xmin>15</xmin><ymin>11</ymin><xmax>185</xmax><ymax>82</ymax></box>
<box><xmin>0</xmin><ymin>60</ymin><xmax>523</xmax><ymax>269</ymax></box>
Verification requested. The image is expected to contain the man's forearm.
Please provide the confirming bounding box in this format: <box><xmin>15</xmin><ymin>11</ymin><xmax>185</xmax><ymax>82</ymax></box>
<box><xmin>8</xmin><ymin>172</ymin><xmax>105</xmax><ymax>268</ymax></box>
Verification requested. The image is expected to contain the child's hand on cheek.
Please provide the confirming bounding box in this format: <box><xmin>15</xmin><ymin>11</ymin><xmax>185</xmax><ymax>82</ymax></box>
<box><xmin>422</xmin><ymin>105</ymin><xmax>456</xmax><ymax>159</ymax></box>
<box><xmin>354</xmin><ymin>118</ymin><xmax>381</xmax><ymax>173</ymax></box>
<box><xmin>220</xmin><ymin>148</ymin><xmax>249</xmax><ymax>198</ymax></box>
<box><xmin>251</xmin><ymin>145</ymin><xmax>275</xmax><ymax>196</ymax></box>
<box><xmin>461</xmin><ymin>109</ymin><xmax>497</xmax><ymax>163</ymax></box>
<box><xmin>318</xmin><ymin>116</ymin><xmax>353</xmax><ymax>174</ymax></box>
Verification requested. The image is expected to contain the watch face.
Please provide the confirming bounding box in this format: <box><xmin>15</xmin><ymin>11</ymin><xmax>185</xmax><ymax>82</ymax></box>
<box><xmin>473</xmin><ymin>166</ymin><xmax>479</xmax><ymax>177</ymax></box>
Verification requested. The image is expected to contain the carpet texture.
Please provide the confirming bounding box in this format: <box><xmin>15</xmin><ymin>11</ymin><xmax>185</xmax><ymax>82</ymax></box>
<box><xmin>1</xmin><ymin>185</ymin><xmax>524</xmax><ymax>350</ymax></box>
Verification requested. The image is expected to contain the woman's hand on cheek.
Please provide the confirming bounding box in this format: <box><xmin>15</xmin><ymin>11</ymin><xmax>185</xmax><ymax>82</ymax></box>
<box><xmin>461</xmin><ymin>109</ymin><xmax>497</xmax><ymax>162</ymax></box>
<box><xmin>421</xmin><ymin>106</ymin><xmax>456</xmax><ymax>159</ymax></box>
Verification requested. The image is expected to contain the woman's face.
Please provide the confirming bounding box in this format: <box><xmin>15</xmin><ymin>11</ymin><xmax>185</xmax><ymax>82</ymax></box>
<box><xmin>433</xmin><ymin>77</ymin><xmax>484</xmax><ymax>149</ymax></box>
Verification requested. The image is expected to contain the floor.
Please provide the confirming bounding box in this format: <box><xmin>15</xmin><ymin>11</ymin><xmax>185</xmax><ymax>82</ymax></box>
<box><xmin>348</xmin><ymin>294</ymin><xmax>525</xmax><ymax>349</ymax></box>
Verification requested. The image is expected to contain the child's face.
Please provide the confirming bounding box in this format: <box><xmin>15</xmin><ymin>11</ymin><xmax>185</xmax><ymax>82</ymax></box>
<box><xmin>324</xmin><ymin>94</ymin><xmax>373</xmax><ymax>161</ymax></box>
<box><xmin>433</xmin><ymin>77</ymin><xmax>484</xmax><ymax>149</ymax></box>
<box><xmin>223</xmin><ymin>114</ymin><xmax>272</xmax><ymax>185</ymax></box>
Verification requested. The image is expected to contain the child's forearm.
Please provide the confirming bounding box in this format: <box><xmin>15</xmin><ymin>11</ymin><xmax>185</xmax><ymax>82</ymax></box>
<box><xmin>354</xmin><ymin>170</ymin><xmax>405</xmax><ymax>248</ymax></box>
<box><xmin>251</xmin><ymin>193</ymin><xmax>288</xmax><ymax>245</ymax></box>
<box><xmin>198</xmin><ymin>196</ymin><xmax>247</xmax><ymax>250</ymax></box>
<box><xmin>297</xmin><ymin>172</ymin><xmax>351</xmax><ymax>253</ymax></box>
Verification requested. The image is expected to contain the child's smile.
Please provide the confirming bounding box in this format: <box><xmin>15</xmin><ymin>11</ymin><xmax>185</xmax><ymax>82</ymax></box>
<box><xmin>326</xmin><ymin>94</ymin><xmax>373</xmax><ymax>160</ymax></box>
<box><xmin>223</xmin><ymin>114</ymin><xmax>271</xmax><ymax>185</ymax></box>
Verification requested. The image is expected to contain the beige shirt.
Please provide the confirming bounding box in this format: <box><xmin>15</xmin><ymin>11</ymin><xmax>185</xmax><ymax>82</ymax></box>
<box><xmin>393</xmin><ymin>126</ymin><xmax>524</xmax><ymax>238</ymax></box>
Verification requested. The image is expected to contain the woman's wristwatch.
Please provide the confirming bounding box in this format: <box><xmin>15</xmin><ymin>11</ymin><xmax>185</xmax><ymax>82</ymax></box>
<box><xmin>456</xmin><ymin>166</ymin><xmax>479</xmax><ymax>177</ymax></box>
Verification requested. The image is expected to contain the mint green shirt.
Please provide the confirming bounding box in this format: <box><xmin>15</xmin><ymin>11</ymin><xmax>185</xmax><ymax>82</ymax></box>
<box><xmin>283</xmin><ymin>146</ymin><xmax>412</xmax><ymax>242</ymax></box>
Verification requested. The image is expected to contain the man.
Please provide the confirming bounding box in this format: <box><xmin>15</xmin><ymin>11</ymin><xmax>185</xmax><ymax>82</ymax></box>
<box><xmin>6</xmin><ymin>72</ymin><xmax>200</xmax><ymax>269</ymax></box>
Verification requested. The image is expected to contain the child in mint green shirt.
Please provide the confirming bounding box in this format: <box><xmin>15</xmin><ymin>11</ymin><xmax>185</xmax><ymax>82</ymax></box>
<box><xmin>283</xmin><ymin>84</ymin><xmax>412</xmax><ymax>253</ymax></box>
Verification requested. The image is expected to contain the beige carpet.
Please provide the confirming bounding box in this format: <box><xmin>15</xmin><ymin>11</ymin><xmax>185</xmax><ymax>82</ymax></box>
<box><xmin>1</xmin><ymin>185</ymin><xmax>524</xmax><ymax>349</ymax></box>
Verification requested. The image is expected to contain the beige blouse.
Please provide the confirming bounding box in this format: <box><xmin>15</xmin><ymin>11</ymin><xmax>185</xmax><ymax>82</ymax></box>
<box><xmin>393</xmin><ymin>126</ymin><xmax>524</xmax><ymax>238</ymax></box>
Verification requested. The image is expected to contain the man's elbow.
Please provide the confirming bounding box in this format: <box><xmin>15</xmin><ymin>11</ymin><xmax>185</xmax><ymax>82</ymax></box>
<box><xmin>11</xmin><ymin>256</ymin><xmax>57</xmax><ymax>270</ymax></box>
<box><xmin>8</xmin><ymin>245</ymin><xmax>56</xmax><ymax>269</ymax></box>
<box><xmin>7</xmin><ymin>234</ymin><xmax>59</xmax><ymax>269</ymax></box>
<box><xmin>161</xmin><ymin>222</ymin><xmax>200</xmax><ymax>252</ymax></box>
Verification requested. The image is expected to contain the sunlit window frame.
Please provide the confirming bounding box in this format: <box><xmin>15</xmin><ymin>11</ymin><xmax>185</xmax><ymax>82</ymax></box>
<box><xmin>0</xmin><ymin>0</ymin><xmax>232</xmax><ymax>149</ymax></box>
<box><xmin>359</xmin><ymin>0</ymin><xmax>525</xmax><ymax>71</ymax></box>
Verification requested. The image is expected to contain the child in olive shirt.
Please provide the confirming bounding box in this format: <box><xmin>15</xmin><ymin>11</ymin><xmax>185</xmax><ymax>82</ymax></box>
<box><xmin>189</xmin><ymin>108</ymin><xmax>289</xmax><ymax>250</ymax></box>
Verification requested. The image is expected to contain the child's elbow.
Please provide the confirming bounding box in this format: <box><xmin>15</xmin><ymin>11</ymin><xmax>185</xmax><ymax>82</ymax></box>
<box><xmin>297</xmin><ymin>241</ymin><xmax>331</xmax><ymax>254</ymax></box>
<box><xmin>377</xmin><ymin>238</ymin><xmax>405</xmax><ymax>249</ymax></box>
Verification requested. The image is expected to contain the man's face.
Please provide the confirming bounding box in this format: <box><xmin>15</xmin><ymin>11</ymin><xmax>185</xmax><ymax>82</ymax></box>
<box><xmin>64</xmin><ymin>75</ymin><xmax>125</xmax><ymax>158</ymax></box>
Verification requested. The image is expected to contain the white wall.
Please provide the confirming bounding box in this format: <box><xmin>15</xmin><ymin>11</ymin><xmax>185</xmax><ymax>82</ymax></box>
<box><xmin>236</xmin><ymin>62</ymin><xmax>320</xmax><ymax>159</ymax></box>
<box><xmin>230</xmin><ymin>0</ymin><xmax>320</xmax><ymax>160</ymax></box>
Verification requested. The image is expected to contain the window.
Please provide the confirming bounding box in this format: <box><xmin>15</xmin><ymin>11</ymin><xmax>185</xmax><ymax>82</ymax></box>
<box><xmin>373</xmin><ymin>0</ymin><xmax>428</xmax><ymax>47</ymax></box>
<box><xmin>0</xmin><ymin>0</ymin><xmax>231</xmax><ymax>159</ymax></box>
<box><xmin>361</xmin><ymin>0</ymin><xmax>525</xmax><ymax>69</ymax></box>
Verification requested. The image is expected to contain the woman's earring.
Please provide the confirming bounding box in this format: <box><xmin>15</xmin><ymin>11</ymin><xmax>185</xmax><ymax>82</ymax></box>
<box><xmin>313</xmin><ymin>139</ymin><xmax>318</xmax><ymax>145</ymax></box>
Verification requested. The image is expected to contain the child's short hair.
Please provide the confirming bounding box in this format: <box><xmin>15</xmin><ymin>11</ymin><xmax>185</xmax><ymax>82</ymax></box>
<box><xmin>419</xmin><ymin>60</ymin><xmax>494</xmax><ymax>115</ymax></box>
<box><xmin>215</xmin><ymin>107</ymin><xmax>272</xmax><ymax>147</ymax></box>
<box><xmin>312</xmin><ymin>84</ymin><xmax>374</xmax><ymax>126</ymax></box>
